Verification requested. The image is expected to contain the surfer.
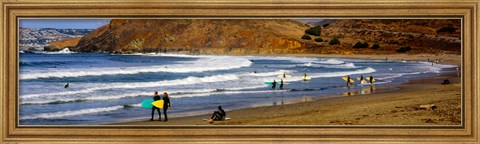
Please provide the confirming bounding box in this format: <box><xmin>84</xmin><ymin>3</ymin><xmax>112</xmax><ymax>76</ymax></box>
<box><xmin>359</xmin><ymin>75</ymin><xmax>365</xmax><ymax>88</ymax></box>
<box><xmin>283</xmin><ymin>72</ymin><xmax>286</xmax><ymax>78</ymax></box>
<box><xmin>346</xmin><ymin>75</ymin><xmax>352</xmax><ymax>86</ymax></box>
<box><xmin>271</xmin><ymin>80</ymin><xmax>276</xmax><ymax>89</ymax></box>
<box><xmin>210</xmin><ymin>106</ymin><xmax>226</xmax><ymax>121</ymax></box>
<box><xmin>369</xmin><ymin>74</ymin><xmax>374</xmax><ymax>84</ymax></box>
<box><xmin>151</xmin><ymin>91</ymin><xmax>161</xmax><ymax>121</ymax></box>
<box><xmin>162</xmin><ymin>92</ymin><xmax>171</xmax><ymax>122</ymax></box>
<box><xmin>64</xmin><ymin>83</ymin><xmax>69</xmax><ymax>88</ymax></box>
<box><xmin>280</xmin><ymin>79</ymin><xmax>284</xmax><ymax>90</ymax></box>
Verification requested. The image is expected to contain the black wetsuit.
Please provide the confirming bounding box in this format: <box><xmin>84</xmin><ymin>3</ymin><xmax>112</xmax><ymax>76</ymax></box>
<box><xmin>151</xmin><ymin>95</ymin><xmax>161</xmax><ymax>120</ymax></box>
<box><xmin>347</xmin><ymin>77</ymin><xmax>351</xmax><ymax>86</ymax></box>
<box><xmin>162</xmin><ymin>96</ymin><xmax>171</xmax><ymax>121</ymax></box>
<box><xmin>272</xmin><ymin>81</ymin><xmax>276</xmax><ymax>89</ymax></box>
<box><xmin>369</xmin><ymin>76</ymin><xmax>373</xmax><ymax>84</ymax></box>
<box><xmin>280</xmin><ymin>80</ymin><xmax>284</xmax><ymax>89</ymax></box>
<box><xmin>211</xmin><ymin>108</ymin><xmax>226</xmax><ymax>120</ymax></box>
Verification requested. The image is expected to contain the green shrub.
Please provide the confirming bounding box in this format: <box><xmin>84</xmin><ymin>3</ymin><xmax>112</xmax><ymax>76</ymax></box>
<box><xmin>329</xmin><ymin>38</ymin><xmax>340</xmax><ymax>45</ymax></box>
<box><xmin>314</xmin><ymin>38</ymin><xmax>324</xmax><ymax>42</ymax></box>
<box><xmin>301</xmin><ymin>34</ymin><xmax>312</xmax><ymax>40</ymax></box>
<box><xmin>437</xmin><ymin>26</ymin><xmax>456</xmax><ymax>34</ymax></box>
<box><xmin>352</xmin><ymin>42</ymin><xmax>369</xmax><ymax>48</ymax></box>
<box><xmin>396</xmin><ymin>46</ymin><xmax>412</xmax><ymax>53</ymax></box>
<box><xmin>371</xmin><ymin>44</ymin><xmax>380</xmax><ymax>49</ymax></box>
<box><xmin>305</xmin><ymin>26</ymin><xmax>321</xmax><ymax>36</ymax></box>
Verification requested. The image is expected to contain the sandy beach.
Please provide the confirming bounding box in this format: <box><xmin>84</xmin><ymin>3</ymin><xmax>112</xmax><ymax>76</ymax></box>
<box><xmin>111</xmin><ymin>54</ymin><xmax>462</xmax><ymax>126</ymax></box>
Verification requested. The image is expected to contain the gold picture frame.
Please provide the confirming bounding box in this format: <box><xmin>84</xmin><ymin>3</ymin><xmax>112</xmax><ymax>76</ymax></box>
<box><xmin>1</xmin><ymin>0</ymin><xmax>479</xmax><ymax>142</ymax></box>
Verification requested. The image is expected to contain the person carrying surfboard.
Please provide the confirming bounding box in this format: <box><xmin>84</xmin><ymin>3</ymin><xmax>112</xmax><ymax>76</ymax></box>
<box><xmin>369</xmin><ymin>74</ymin><xmax>374</xmax><ymax>84</ymax></box>
<box><xmin>271</xmin><ymin>80</ymin><xmax>276</xmax><ymax>89</ymax></box>
<box><xmin>347</xmin><ymin>75</ymin><xmax>353</xmax><ymax>86</ymax></box>
<box><xmin>280</xmin><ymin>79</ymin><xmax>284</xmax><ymax>90</ymax></box>
<box><xmin>162</xmin><ymin>92</ymin><xmax>171</xmax><ymax>122</ymax></box>
<box><xmin>151</xmin><ymin>91</ymin><xmax>161</xmax><ymax>121</ymax></box>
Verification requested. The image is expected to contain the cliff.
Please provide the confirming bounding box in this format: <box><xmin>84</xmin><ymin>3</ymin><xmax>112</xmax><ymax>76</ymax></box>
<box><xmin>314</xmin><ymin>19</ymin><xmax>461</xmax><ymax>54</ymax></box>
<box><xmin>72</xmin><ymin>19</ymin><xmax>461</xmax><ymax>55</ymax></box>
<box><xmin>48</xmin><ymin>37</ymin><xmax>82</xmax><ymax>49</ymax></box>
<box><xmin>73</xmin><ymin>19</ymin><xmax>323</xmax><ymax>54</ymax></box>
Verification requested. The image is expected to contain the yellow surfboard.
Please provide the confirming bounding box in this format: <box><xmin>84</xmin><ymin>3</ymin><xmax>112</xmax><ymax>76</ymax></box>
<box><xmin>365</xmin><ymin>77</ymin><xmax>376</xmax><ymax>82</ymax></box>
<box><xmin>300</xmin><ymin>76</ymin><xmax>311</xmax><ymax>81</ymax></box>
<box><xmin>152</xmin><ymin>100</ymin><xmax>164</xmax><ymax>109</ymax></box>
<box><xmin>342</xmin><ymin>77</ymin><xmax>354</xmax><ymax>83</ymax></box>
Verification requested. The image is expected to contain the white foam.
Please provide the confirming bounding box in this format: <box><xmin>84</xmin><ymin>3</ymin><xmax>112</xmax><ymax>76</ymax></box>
<box><xmin>45</xmin><ymin>48</ymin><xmax>76</xmax><ymax>54</ymax></box>
<box><xmin>20</xmin><ymin>56</ymin><xmax>252</xmax><ymax>80</ymax></box>
<box><xmin>308</xmin><ymin>67</ymin><xmax>376</xmax><ymax>79</ymax></box>
<box><xmin>316</xmin><ymin>59</ymin><xmax>344</xmax><ymax>65</ymax></box>
<box><xmin>21</xmin><ymin>74</ymin><xmax>240</xmax><ymax>99</ymax></box>
<box><xmin>248</xmin><ymin>70</ymin><xmax>293</xmax><ymax>77</ymax></box>
<box><xmin>20</xmin><ymin>105</ymin><xmax>123</xmax><ymax>120</ymax></box>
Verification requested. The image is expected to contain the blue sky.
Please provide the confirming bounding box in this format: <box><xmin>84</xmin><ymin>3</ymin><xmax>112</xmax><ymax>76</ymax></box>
<box><xmin>20</xmin><ymin>19</ymin><xmax>111</xmax><ymax>29</ymax></box>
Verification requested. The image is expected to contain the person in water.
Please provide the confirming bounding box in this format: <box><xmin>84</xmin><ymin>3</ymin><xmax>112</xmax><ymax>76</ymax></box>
<box><xmin>151</xmin><ymin>91</ymin><xmax>161</xmax><ymax>121</ymax></box>
<box><xmin>271</xmin><ymin>80</ymin><xmax>276</xmax><ymax>89</ymax></box>
<box><xmin>369</xmin><ymin>74</ymin><xmax>374</xmax><ymax>84</ymax></box>
<box><xmin>283</xmin><ymin>72</ymin><xmax>286</xmax><ymax>78</ymax></box>
<box><xmin>210</xmin><ymin>106</ymin><xmax>226</xmax><ymax>121</ymax></box>
<box><xmin>162</xmin><ymin>92</ymin><xmax>171</xmax><ymax>122</ymax></box>
<box><xmin>359</xmin><ymin>75</ymin><xmax>365</xmax><ymax>88</ymax></box>
<box><xmin>280</xmin><ymin>79</ymin><xmax>284</xmax><ymax>90</ymax></box>
<box><xmin>64</xmin><ymin>83</ymin><xmax>69</xmax><ymax>88</ymax></box>
<box><xmin>346</xmin><ymin>75</ymin><xmax>352</xmax><ymax>86</ymax></box>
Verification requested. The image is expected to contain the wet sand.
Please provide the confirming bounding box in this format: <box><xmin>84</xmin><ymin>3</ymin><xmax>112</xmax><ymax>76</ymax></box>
<box><xmin>111</xmin><ymin>54</ymin><xmax>462</xmax><ymax>126</ymax></box>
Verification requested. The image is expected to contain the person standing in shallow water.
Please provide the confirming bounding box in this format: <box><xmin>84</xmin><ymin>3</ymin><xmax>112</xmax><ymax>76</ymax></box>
<box><xmin>162</xmin><ymin>92</ymin><xmax>171</xmax><ymax>122</ymax></box>
<box><xmin>151</xmin><ymin>91</ymin><xmax>161</xmax><ymax>121</ymax></box>
<box><xmin>280</xmin><ymin>79</ymin><xmax>284</xmax><ymax>90</ymax></box>
<box><xmin>346</xmin><ymin>75</ymin><xmax>352</xmax><ymax>86</ymax></box>
<box><xmin>271</xmin><ymin>80</ymin><xmax>276</xmax><ymax>89</ymax></box>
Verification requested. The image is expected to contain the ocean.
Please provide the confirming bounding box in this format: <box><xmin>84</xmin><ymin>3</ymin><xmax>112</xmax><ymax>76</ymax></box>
<box><xmin>18</xmin><ymin>52</ymin><xmax>457</xmax><ymax>125</ymax></box>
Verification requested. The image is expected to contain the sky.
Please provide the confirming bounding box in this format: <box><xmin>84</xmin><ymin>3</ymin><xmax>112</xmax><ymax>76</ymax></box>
<box><xmin>20</xmin><ymin>19</ymin><xmax>111</xmax><ymax>29</ymax></box>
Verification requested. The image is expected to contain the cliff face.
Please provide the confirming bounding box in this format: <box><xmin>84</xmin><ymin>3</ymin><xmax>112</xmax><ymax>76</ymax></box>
<box><xmin>316</xmin><ymin>19</ymin><xmax>461</xmax><ymax>54</ymax></box>
<box><xmin>48</xmin><ymin>37</ymin><xmax>82</xmax><ymax>49</ymax></box>
<box><xmin>72</xmin><ymin>19</ymin><xmax>461</xmax><ymax>55</ymax></box>
<box><xmin>73</xmin><ymin>19</ymin><xmax>317</xmax><ymax>54</ymax></box>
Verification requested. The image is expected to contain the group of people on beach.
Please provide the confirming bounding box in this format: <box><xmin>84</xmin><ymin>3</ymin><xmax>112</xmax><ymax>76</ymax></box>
<box><xmin>149</xmin><ymin>91</ymin><xmax>227</xmax><ymax>123</ymax></box>
<box><xmin>346</xmin><ymin>74</ymin><xmax>375</xmax><ymax>87</ymax></box>
<box><xmin>150</xmin><ymin>91</ymin><xmax>171</xmax><ymax>121</ymax></box>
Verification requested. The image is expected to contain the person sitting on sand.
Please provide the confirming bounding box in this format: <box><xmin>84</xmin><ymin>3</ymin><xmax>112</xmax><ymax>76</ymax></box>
<box><xmin>162</xmin><ymin>92</ymin><xmax>171</xmax><ymax>122</ymax></box>
<box><xmin>64</xmin><ymin>83</ymin><xmax>69</xmax><ymax>88</ymax></box>
<box><xmin>210</xmin><ymin>106</ymin><xmax>226</xmax><ymax>121</ymax></box>
<box><xmin>151</xmin><ymin>91</ymin><xmax>161</xmax><ymax>121</ymax></box>
<box><xmin>280</xmin><ymin>79</ymin><xmax>284</xmax><ymax>90</ymax></box>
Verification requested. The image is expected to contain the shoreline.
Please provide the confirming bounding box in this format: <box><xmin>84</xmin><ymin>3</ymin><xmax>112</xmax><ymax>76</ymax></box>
<box><xmin>109</xmin><ymin>55</ymin><xmax>462</xmax><ymax>125</ymax></box>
